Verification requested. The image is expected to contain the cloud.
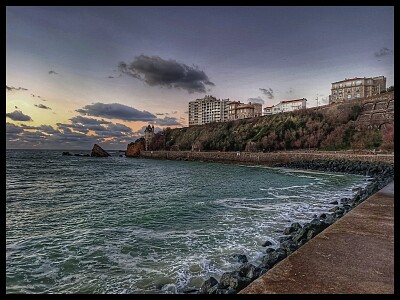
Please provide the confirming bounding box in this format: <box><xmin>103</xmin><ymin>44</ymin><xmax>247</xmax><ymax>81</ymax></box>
<box><xmin>6</xmin><ymin>110</ymin><xmax>33</xmax><ymax>121</ymax></box>
<box><xmin>118</xmin><ymin>55</ymin><xmax>215</xmax><ymax>93</ymax></box>
<box><xmin>171</xmin><ymin>111</ymin><xmax>178</xmax><ymax>114</ymax></box>
<box><xmin>155</xmin><ymin>113</ymin><xmax>165</xmax><ymax>116</ymax></box>
<box><xmin>69</xmin><ymin>115</ymin><xmax>111</xmax><ymax>125</ymax></box>
<box><xmin>6</xmin><ymin>85</ymin><xmax>28</xmax><ymax>91</ymax></box>
<box><xmin>247</xmin><ymin>97</ymin><xmax>265</xmax><ymax>104</ymax></box>
<box><xmin>34</xmin><ymin>103</ymin><xmax>52</xmax><ymax>110</ymax></box>
<box><xmin>6</xmin><ymin>122</ymin><xmax>24</xmax><ymax>134</ymax></box>
<box><xmin>374</xmin><ymin>47</ymin><xmax>394</xmax><ymax>57</ymax></box>
<box><xmin>259</xmin><ymin>88</ymin><xmax>274</xmax><ymax>99</ymax></box>
<box><xmin>48</xmin><ymin>70</ymin><xmax>59</xmax><ymax>75</ymax></box>
<box><xmin>107</xmin><ymin>74</ymin><xmax>121</xmax><ymax>79</ymax></box>
<box><xmin>76</xmin><ymin>102</ymin><xmax>156</xmax><ymax>121</ymax></box>
<box><xmin>154</xmin><ymin>116</ymin><xmax>182</xmax><ymax>126</ymax></box>
<box><xmin>6</xmin><ymin>121</ymin><xmax>140</xmax><ymax>150</ymax></box>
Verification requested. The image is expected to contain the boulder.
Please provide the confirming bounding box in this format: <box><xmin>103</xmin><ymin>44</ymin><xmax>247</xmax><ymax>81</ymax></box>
<box><xmin>62</xmin><ymin>151</ymin><xmax>72</xmax><ymax>156</ymax></box>
<box><xmin>261</xmin><ymin>240</ymin><xmax>273</xmax><ymax>247</ymax></box>
<box><xmin>200</xmin><ymin>277</ymin><xmax>218</xmax><ymax>294</ymax></box>
<box><xmin>232</xmin><ymin>254</ymin><xmax>248</xmax><ymax>263</ymax></box>
<box><xmin>218</xmin><ymin>271</ymin><xmax>252</xmax><ymax>291</ymax></box>
<box><xmin>91</xmin><ymin>144</ymin><xmax>110</xmax><ymax>157</ymax></box>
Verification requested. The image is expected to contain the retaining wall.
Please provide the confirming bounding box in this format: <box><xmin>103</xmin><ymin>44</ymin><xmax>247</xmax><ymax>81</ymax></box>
<box><xmin>140</xmin><ymin>151</ymin><xmax>394</xmax><ymax>165</ymax></box>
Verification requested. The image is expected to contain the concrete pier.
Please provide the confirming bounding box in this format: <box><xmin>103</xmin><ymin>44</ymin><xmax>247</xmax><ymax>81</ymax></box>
<box><xmin>240</xmin><ymin>181</ymin><xmax>394</xmax><ymax>294</ymax></box>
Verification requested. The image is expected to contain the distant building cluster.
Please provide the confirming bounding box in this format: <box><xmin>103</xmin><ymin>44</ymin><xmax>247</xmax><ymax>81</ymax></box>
<box><xmin>228</xmin><ymin>101</ymin><xmax>262</xmax><ymax>120</ymax></box>
<box><xmin>188</xmin><ymin>95</ymin><xmax>230</xmax><ymax>126</ymax></box>
<box><xmin>263</xmin><ymin>98</ymin><xmax>307</xmax><ymax>116</ymax></box>
<box><xmin>329</xmin><ymin>76</ymin><xmax>386</xmax><ymax>104</ymax></box>
<box><xmin>186</xmin><ymin>75</ymin><xmax>387</xmax><ymax>126</ymax></box>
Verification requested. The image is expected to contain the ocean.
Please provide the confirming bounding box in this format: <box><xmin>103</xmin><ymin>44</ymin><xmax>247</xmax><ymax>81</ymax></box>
<box><xmin>6</xmin><ymin>149</ymin><xmax>369</xmax><ymax>294</ymax></box>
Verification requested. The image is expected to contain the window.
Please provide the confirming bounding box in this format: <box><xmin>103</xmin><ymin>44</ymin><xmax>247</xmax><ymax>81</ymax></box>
<box><xmin>347</xmin><ymin>94</ymin><xmax>351</xmax><ymax>99</ymax></box>
<box><xmin>356</xmin><ymin>80</ymin><xmax>362</xmax><ymax>85</ymax></box>
<box><xmin>356</xmin><ymin>93</ymin><xmax>360</xmax><ymax>98</ymax></box>
<box><xmin>346</xmin><ymin>82</ymin><xmax>351</xmax><ymax>87</ymax></box>
<box><xmin>339</xmin><ymin>83</ymin><xmax>343</xmax><ymax>88</ymax></box>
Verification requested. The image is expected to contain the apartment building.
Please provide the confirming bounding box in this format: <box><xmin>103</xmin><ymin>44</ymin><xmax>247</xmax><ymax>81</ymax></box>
<box><xmin>188</xmin><ymin>95</ymin><xmax>230</xmax><ymax>126</ymax></box>
<box><xmin>263</xmin><ymin>98</ymin><xmax>307</xmax><ymax>115</ymax></box>
<box><xmin>329</xmin><ymin>76</ymin><xmax>386</xmax><ymax>104</ymax></box>
<box><xmin>228</xmin><ymin>101</ymin><xmax>262</xmax><ymax>120</ymax></box>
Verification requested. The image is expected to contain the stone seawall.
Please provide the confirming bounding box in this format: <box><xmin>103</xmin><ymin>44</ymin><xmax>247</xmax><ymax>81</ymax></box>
<box><xmin>140</xmin><ymin>151</ymin><xmax>394</xmax><ymax>165</ymax></box>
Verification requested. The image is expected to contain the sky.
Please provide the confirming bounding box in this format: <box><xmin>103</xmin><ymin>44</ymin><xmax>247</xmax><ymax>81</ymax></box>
<box><xmin>6</xmin><ymin>6</ymin><xmax>394</xmax><ymax>150</ymax></box>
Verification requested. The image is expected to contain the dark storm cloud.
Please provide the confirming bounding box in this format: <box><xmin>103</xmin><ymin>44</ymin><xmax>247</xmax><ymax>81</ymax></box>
<box><xmin>6</xmin><ymin>85</ymin><xmax>28</xmax><ymax>91</ymax></box>
<box><xmin>6</xmin><ymin>110</ymin><xmax>33</xmax><ymax>121</ymax></box>
<box><xmin>76</xmin><ymin>102</ymin><xmax>156</xmax><ymax>121</ymax></box>
<box><xmin>6</xmin><ymin>122</ymin><xmax>24</xmax><ymax>134</ymax></box>
<box><xmin>34</xmin><ymin>103</ymin><xmax>52</xmax><ymax>110</ymax></box>
<box><xmin>374</xmin><ymin>47</ymin><xmax>394</xmax><ymax>57</ymax></box>
<box><xmin>69</xmin><ymin>115</ymin><xmax>111</xmax><ymax>125</ymax></box>
<box><xmin>20</xmin><ymin>124</ymin><xmax>59</xmax><ymax>134</ymax></box>
<box><xmin>259</xmin><ymin>88</ymin><xmax>274</xmax><ymax>99</ymax></box>
<box><xmin>154</xmin><ymin>116</ymin><xmax>181</xmax><ymax>126</ymax></box>
<box><xmin>247</xmin><ymin>97</ymin><xmax>265</xmax><ymax>104</ymax></box>
<box><xmin>118</xmin><ymin>55</ymin><xmax>215</xmax><ymax>93</ymax></box>
<box><xmin>48</xmin><ymin>70</ymin><xmax>59</xmax><ymax>75</ymax></box>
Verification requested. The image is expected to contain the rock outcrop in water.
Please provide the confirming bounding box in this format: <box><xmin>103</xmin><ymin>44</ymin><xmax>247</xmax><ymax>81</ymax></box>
<box><xmin>91</xmin><ymin>144</ymin><xmax>110</xmax><ymax>157</ymax></box>
<box><xmin>126</xmin><ymin>138</ymin><xmax>145</xmax><ymax>157</ymax></box>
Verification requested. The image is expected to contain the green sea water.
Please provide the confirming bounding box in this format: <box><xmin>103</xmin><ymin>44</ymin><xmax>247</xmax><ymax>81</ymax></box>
<box><xmin>6</xmin><ymin>149</ymin><xmax>369</xmax><ymax>293</ymax></box>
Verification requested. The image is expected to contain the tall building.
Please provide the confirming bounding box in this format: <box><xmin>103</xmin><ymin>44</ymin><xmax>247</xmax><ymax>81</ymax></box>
<box><xmin>188</xmin><ymin>95</ymin><xmax>230</xmax><ymax>126</ymax></box>
<box><xmin>329</xmin><ymin>76</ymin><xmax>386</xmax><ymax>104</ymax></box>
<box><xmin>228</xmin><ymin>101</ymin><xmax>262</xmax><ymax>120</ymax></box>
<box><xmin>144</xmin><ymin>124</ymin><xmax>155</xmax><ymax>150</ymax></box>
<box><xmin>263</xmin><ymin>98</ymin><xmax>307</xmax><ymax>115</ymax></box>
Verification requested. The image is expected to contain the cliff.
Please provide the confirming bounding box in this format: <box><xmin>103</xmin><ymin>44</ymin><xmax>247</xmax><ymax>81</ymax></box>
<box><xmin>126</xmin><ymin>138</ymin><xmax>145</xmax><ymax>157</ymax></box>
<box><xmin>148</xmin><ymin>92</ymin><xmax>393</xmax><ymax>153</ymax></box>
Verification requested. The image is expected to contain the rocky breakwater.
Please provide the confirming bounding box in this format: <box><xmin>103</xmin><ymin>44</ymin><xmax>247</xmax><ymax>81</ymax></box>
<box><xmin>91</xmin><ymin>144</ymin><xmax>110</xmax><ymax>157</ymax></box>
<box><xmin>126</xmin><ymin>138</ymin><xmax>144</xmax><ymax>157</ymax></box>
<box><xmin>196</xmin><ymin>159</ymin><xmax>394</xmax><ymax>295</ymax></box>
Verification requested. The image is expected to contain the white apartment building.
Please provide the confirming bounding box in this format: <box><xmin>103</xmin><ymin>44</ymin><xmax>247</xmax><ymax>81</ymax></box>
<box><xmin>263</xmin><ymin>98</ymin><xmax>307</xmax><ymax>115</ymax></box>
<box><xmin>188</xmin><ymin>95</ymin><xmax>230</xmax><ymax>126</ymax></box>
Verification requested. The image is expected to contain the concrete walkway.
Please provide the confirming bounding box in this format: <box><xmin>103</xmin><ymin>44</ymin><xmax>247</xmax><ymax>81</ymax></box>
<box><xmin>240</xmin><ymin>181</ymin><xmax>394</xmax><ymax>294</ymax></box>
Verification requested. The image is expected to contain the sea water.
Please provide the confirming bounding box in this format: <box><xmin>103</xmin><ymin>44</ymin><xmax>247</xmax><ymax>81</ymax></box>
<box><xmin>6</xmin><ymin>149</ymin><xmax>369</xmax><ymax>293</ymax></box>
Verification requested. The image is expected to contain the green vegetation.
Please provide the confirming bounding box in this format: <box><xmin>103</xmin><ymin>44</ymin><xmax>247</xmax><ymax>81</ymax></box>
<box><xmin>147</xmin><ymin>100</ymin><xmax>394</xmax><ymax>153</ymax></box>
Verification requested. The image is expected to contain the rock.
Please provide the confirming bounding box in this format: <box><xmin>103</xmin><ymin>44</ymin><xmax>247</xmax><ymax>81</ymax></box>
<box><xmin>283</xmin><ymin>222</ymin><xmax>302</xmax><ymax>235</ymax></box>
<box><xmin>278</xmin><ymin>235</ymin><xmax>293</xmax><ymax>243</ymax></box>
<box><xmin>265</xmin><ymin>247</ymin><xmax>275</xmax><ymax>254</ymax></box>
<box><xmin>262</xmin><ymin>248</ymin><xmax>287</xmax><ymax>268</ymax></box>
<box><xmin>280</xmin><ymin>240</ymin><xmax>298</xmax><ymax>255</ymax></box>
<box><xmin>261</xmin><ymin>240</ymin><xmax>273</xmax><ymax>247</ymax></box>
<box><xmin>200</xmin><ymin>277</ymin><xmax>218</xmax><ymax>294</ymax></box>
<box><xmin>181</xmin><ymin>287</ymin><xmax>199</xmax><ymax>294</ymax></box>
<box><xmin>126</xmin><ymin>138</ymin><xmax>145</xmax><ymax>157</ymax></box>
<box><xmin>91</xmin><ymin>144</ymin><xmax>110</xmax><ymax>157</ymax></box>
<box><xmin>237</xmin><ymin>263</ymin><xmax>262</xmax><ymax>280</ymax></box>
<box><xmin>218</xmin><ymin>271</ymin><xmax>252</xmax><ymax>291</ymax></box>
<box><xmin>215</xmin><ymin>288</ymin><xmax>236</xmax><ymax>294</ymax></box>
<box><xmin>329</xmin><ymin>200</ymin><xmax>338</xmax><ymax>205</ymax></box>
<box><xmin>62</xmin><ymin>151</ymin><xmax>72</xmax><ymax>156</ymax></box>
<box><xmin>233</xmin><ymin>254</ymin><xmax>248</xmax><ymax>263</ymax></box>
